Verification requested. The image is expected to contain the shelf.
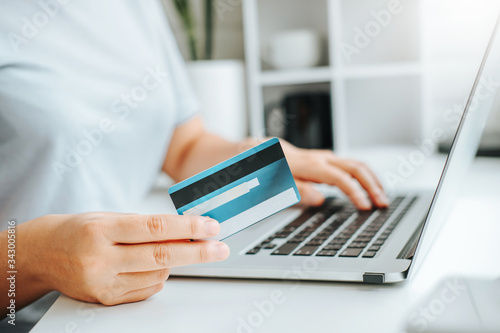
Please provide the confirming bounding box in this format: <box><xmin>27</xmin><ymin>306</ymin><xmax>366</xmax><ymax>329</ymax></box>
<box><xmin>339</xmin><ymin>62</ymin><xmax>421</xmax><ymax>79</ymax></box>
<box><xmin>427</xmin><ymin>61</ymin><xmax>480</xmax><ymax>76</ymax></box>
<box><xmin>259</xmin><ymin>67</ymin><xmax>332</xmax><ymax>86</ymax></box>
<box><xmin>259</xmin><ymin>62</ymin><xmax>422</xmax><ymax>87</ymax></box>
<box><xmin>244</xmin><ymin>0</ymin><xmax>499</xmax><ymax>151</ymax></box>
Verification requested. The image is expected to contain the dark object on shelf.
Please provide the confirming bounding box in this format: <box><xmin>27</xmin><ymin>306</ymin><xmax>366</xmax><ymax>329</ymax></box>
<box><xmin>265</xmin><ymin>91</ymin><xmax>333</xmax><ymax>150</ymax></box>
<box><xmin>438</xmin><ymin>133</ymin><xmax>500</xmax><ymax>157</ymax></box>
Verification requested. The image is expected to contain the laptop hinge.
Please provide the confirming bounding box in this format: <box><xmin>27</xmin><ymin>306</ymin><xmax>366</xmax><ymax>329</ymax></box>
<box><xmin>397</xmin><ymin>220</ymin><xmax>425</xmax><ymax>260</ymax></box>
<box><xmin>363</xmin><ymin>273</ymin><xmax>385</xmax><ymax>284</ymax></box>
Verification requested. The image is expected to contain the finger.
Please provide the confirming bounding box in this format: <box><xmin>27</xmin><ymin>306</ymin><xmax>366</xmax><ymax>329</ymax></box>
<box><xmin>365</xmin><ymin>165</ymin><xmax>384</xmax><ymax>189</ymax></box>
<box><xmin>102</xmin><ymin>214</ymin><xmax>221</xmax><ymax>243</ymax></box>
<box><xmin>295</xmin><ymin>179</ymin><xmax>325</xmax><ymax>206</ymax></box>
<box><xmin>334</xmin><ymin>160</ymin><xmax>388</xmax><ymax>207</ymax></box>
<box><xmin>110</xmin><ymin>282</ymin><xmax>165</xmax><ymax>305</ymax></box>
<box><xmin>115</xmin><ymin>269</ymin><xmax>171</xmax><ymax>294</ymax></box>
<box><xmin>328</xmin><ymin>154</ymin><xmax>384</xmax><ymax>190</ymax></box>
<box><xmin>344</xmin><ymin>159</ymin><xmax>384</xmax><ymax>190</ymax></box>
<box><xmin>117</xmin><ymin>240</ymin><xmax>230</xmax><ymax>272</ymax></box>
<box><xmin>317</xmin><ymin>167</ymin><xmax>372</xmax><ymax>210</ymax></box>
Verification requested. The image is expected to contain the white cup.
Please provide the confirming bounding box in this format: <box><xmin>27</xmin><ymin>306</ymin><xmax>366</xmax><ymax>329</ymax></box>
<box><xmin>266</xmin><ymin>29</ymin><xmax>322</xmax><ymax>70</ymax></box>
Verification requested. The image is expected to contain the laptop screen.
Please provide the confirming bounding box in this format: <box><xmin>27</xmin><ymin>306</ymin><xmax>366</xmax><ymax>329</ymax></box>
<box><xmin>409</xmin><ymin>14</ymin><xmax>500</xmax><ymax>276</ymax></box>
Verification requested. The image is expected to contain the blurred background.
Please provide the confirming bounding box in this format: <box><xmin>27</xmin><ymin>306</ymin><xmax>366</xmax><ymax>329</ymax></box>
<box><xmin>162</xmin><ymin>0</ymin><xmax>500</xmax><ymax>156</ymax></box>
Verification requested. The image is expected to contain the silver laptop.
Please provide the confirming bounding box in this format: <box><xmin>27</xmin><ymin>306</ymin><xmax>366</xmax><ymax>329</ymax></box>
<box><xmin>172</xmin><ymin>16</ymin><xmax>500</xmax><ymax>284</ymax></box>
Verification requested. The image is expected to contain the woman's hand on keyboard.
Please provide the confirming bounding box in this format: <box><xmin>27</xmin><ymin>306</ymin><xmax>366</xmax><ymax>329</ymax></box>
<box><xmin>280</xmin><ymin>141</ymin><xmax>389</xmax><ymax>210</ymax></box>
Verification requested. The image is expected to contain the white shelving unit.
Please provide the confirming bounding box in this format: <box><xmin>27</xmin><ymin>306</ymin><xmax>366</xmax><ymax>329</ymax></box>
<box><xmin>242</xmin><ymin>0</ymin><xmax>500</xmax><ymax>152</ymax></box>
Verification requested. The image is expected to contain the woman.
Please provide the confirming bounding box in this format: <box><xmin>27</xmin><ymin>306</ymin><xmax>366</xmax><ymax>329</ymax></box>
<box><xmin>0</xmin><ymin>0</ymin><xmax>388</xmax><ymax>325</ymax></box>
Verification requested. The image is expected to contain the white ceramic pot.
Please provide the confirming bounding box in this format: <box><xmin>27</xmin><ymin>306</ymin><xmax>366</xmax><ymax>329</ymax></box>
<box><xmin>187</xmin><ymin>60</ymin><xmax>247</xmax><ymax>141</ymax></box>
<box><xmin>265</xmin><ymin>29</ymin><xmax>322</xmax><ymax>70</ymax></box>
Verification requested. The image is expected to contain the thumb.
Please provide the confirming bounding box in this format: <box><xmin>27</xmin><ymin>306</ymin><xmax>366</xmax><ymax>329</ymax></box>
<box><xmin>295</xmin><ymin>179</ymin><xmax>325</xmax><ymax>206</ymax></box>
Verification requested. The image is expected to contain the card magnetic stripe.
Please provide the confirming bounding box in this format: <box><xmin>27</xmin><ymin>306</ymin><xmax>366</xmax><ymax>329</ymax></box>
<box><xmin>182</xmin><ymin>178</ymin><xmax>260</xmax><ymax>216</ymax></box>
<box><xmin>177</xmin><ymin>158</ymin><xmax>295</xmax><ymax>222</ymax></box>
<box><xmin>169</xmin><ymin>139</ymin><xmax>284</xmax><ymax>209</ymax></box>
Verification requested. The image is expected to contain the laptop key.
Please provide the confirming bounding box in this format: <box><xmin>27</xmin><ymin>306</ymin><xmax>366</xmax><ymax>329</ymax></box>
<box><xmin>288</xmin><ymin>207</ymin><xmax>321</xmax><ymax>227</ymax></box>
<box><xmin>246</xmin><ymin>248</ymin><xmax>260</xmax><ymax>255</ymax></box>
<box><xmin>360</xmin><ymin>231</ymin><xmax>376</xmax><ymax>238</ymax></box>
<box><xmin>307</xmin><ymin>239</ymin><xmax>325</xmax><ymax>246</ymax></box>
<box><xmin>348</xmin><ymin>242</ymin><xmax>368</xmax><ymax>248</ymax></box>
<box><xmin>338</xmin><ymin>232</ymin><xmax>354</xmax><ymax>238</ymax></box>
<box><xmin>266</xmin><ymin>207</ymin><xmax>322</xmax><ymax>243</ymax></box>
<box><xmin>316</xmin><ymin>250</ymin><xmax>337</xmax><ymax>257</ymax></box>
<box><xmin>363</xmin><ymin>251</ymin><xmax>377</xmax><ymax>258</ymax></box>
<box><xmin>294</xmin><ymin>246</ymin><xmax>319</xmax><ymax>256</ymax></box>
<box><xmin>355</xmin><ymin>235</ymin><xmax>372</xmax><ymax>240</ymax></box>
<box><xmin>288</xmin><ymin>237</ymin><xmax>305</xmax><ymax>243</ymax></box>
<box><xmin>271</xmin><ymin>242</ymin><xmax>300</xmax><ymax>255</ymax></box>
<box><xmin>298</xmin><ymin>230</ymin><xmax>314</xmax><ymax>237</ymax></box>
<box><xmin>339</xmin><ymin>248</ymin><xmax>363</xmax><ymax>257</ymax></box>
<box><xmin>324</xmin><ymin>244</ymin><xmax>343</xmax><ymax>251</ymax></box>
<box><xmin>368</xmin><ymin>245</ymin><xmax>381</xmax><ymax>252</ymax></box>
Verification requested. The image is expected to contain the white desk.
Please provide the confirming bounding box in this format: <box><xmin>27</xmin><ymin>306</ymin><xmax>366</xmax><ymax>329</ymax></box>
<box><xmin>32</xmin><ymin>152</ymin><xmax>500</xmax><ymax>333</ymax></box>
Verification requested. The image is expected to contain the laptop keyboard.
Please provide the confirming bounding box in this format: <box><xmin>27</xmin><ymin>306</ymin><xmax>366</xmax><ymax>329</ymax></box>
<box><xmin>245</xmin><ymin>196</ymin><xmax>417</xmax><ymax>258</ymax></box>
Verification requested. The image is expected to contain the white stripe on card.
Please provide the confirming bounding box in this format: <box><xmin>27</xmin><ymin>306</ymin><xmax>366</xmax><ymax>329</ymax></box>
<box><xmin>209</xmin><ymin>187</ymin><xmax>298</xmax><ymax>241</ymax></box>
<box><xmin>183</xmin><ymin>178</ymin><xmax>260</xmax><ymax>216</ymax></box>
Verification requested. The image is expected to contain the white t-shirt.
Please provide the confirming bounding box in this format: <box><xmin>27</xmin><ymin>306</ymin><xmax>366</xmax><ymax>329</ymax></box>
<box><xmin>0</xmin><ymin>0</ymin><xmax>198</xmax><ymax>229</ymax></box>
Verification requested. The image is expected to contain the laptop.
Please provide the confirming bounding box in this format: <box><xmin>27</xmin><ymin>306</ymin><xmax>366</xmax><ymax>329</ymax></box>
<box><xmin>172</xmin><ymin>16</ymin><xmax>500</xmax><ymax>284</ymax></box>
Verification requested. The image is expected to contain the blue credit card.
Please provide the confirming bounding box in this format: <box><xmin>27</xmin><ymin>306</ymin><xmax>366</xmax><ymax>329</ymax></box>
<box><xmin>168</xmin><ymin>138</ymin><xmax>300</xmax><ymax>240</ymax></box>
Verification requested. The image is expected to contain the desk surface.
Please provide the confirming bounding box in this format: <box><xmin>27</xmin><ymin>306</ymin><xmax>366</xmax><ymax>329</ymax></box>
<box><xmin>32</xmin><ymin>150</ymin><xmax>500</xmax><ymax>333</ymax></box>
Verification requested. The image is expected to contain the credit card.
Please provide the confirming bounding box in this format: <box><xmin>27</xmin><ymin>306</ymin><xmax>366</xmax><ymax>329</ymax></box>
<box><xmin>168</xmin><ymin>138</ymin><xmax>300</xmax><ymax>240</ymax></box>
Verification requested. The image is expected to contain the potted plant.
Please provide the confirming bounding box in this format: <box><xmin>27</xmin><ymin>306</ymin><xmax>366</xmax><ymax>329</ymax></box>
<box><xmin>172</xmin><ymin>0</ymin><xmax>247</xmax><ymax>141</ymax></box>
